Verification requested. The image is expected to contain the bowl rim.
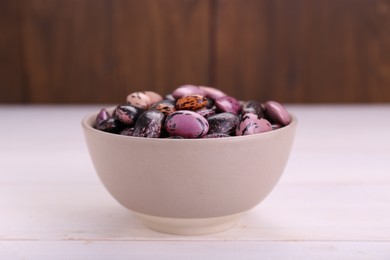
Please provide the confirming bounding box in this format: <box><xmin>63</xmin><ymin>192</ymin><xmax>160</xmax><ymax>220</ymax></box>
<box><xmin>81</xmin><ymin>106</ymin><xmax>297</xmax><ymax>143</ymax></box>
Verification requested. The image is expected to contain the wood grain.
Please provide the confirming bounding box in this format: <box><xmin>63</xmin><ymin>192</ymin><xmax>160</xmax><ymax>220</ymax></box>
<box><xmin>214</xmin><ymin>0</ymin><xmax>390</xmax><ymax>102</ymax></box>
<box><xmin>19</xmin><ymin>0</ymin><xmax>114</xmax><ymax>103</ymax></box>
<box><xmin>111</xmin><ymin>0</ymin><xmax>211</xmax><ymax>101</ymax></box>
<box><xmin>1</xmin><ymin>0</ymin><xmax>390</xmax><ymax>103</ymax></box>
<box><xmin>0</xmin><ymin>0</ymin><xmax>24</xmax><ymax>103</ymax></box>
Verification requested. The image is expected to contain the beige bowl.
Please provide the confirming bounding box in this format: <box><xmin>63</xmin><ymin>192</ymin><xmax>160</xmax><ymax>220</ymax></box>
<box><xmin>82</xmin><ymin>108</ymin><xmax>297</xmax><ymax>235</ymax></box>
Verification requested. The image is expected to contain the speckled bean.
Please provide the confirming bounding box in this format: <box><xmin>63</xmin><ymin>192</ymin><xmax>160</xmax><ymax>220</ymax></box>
<box><xmin>215</xmin><ymin>96</ymin><xmax>241</xmax><ymax>115</ymax></box>
<box><xmin>94</xmin><ymin>87</ymin><xmax>292</xmax><ymax>138</ymax></box>
<box><xmin>144</xmin><ymin>91</ymin><xmax>163</xmax><ymax>105</ymax></box>
<box><xmin>150</xmin><ymin>99</ymin><xmax>176</xmax><ymax>115</ymax></box>
<box><xmin>176</xmin><ymin>95</ymin><xmax>208</xmax><ymax>111</ymax></box>
<box><xmin>199</xmin><ymin>86</ymin><xmax>227</xmax><ymax>100</ymax></box>
<box><xmin>242</xmin><ymin>100</ymin><xmax>265</xmax><ymax>118</ymax></box>
<box><xmin>126</xmin><ymin>92</ymin><xmax>151</xmax><ymax>109</ymax></box>
<box><xmin>265</xmin><ymin>101</ymin><xmax>291</xmax><ymax>126</ymax></box>
<box><xmin>95</xmin><ymin>108</ymin><xmax>110</xmax><ymax>126</ymax></box>
<box><xmin>120</xmin><ymin>127</ymin><xmax>135</xmax><ymax>136</ymax></box>
<box><xmin>196</xmin><ymin>108</ymin><xmax>216</xmax><ymax>118</ymax></box>
<box><xmin>133</xmin><ymin>110</ymin><xmax>165</xmax><ymax>138</ymax></box>
<box><xmin>165</xmin><ymin>110</ymin><xmax>209</xmax><ymax>138</ymax></box>
<box><xmin>114</xmin><ymin>105</ymin><xmax>144</xmax><ymax>125</ymax></box>
<box><xmin>96</xmin><ymin>118</ymin><xmax>122</xmax><ymax>133</ymax></box>
<box><xmin>172</xmin><ymin>85</ymin><xmax>205</xmax><ymax>99</ymax></box>
<box><xmin>207</xmin><ymin>112</ymin><xmax>240</xmax><ymax>135</ymax></box>
<box><xmin>236</xmin><ymin>113</ymin><xmax>272</xmax><ymax>136</ymax></box>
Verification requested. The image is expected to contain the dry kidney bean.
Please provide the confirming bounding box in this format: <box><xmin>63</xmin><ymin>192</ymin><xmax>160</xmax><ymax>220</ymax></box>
<box><xmin>94</xmin><ymin>85</ymin><xmax>291</xmax><ymax>138</ymax></box>
<box><xmin>172</xmin><ymin>84</ymin><xmax>205</xmax><ymax>99</ymax></box>
<box><xmin>215</xmin><ymin>96</ymin><xmax>241</xmax><ymax>115</ymax></box>
<box><xmin>196</xmin><ymin>108</ymin><xmax>216</xmax><ymax>119</ymax></box>
<box><xmin>96</xmin><ymin>118</ymin><xmax>122</xmax><ymax>133</ymax></box>
<box><xmin>114</xmin><ymin>105</ymin><xmax>144</xmax><ymax>125</ymax></box>
<box><xmin>176</xmin><ymin>94</ymin><xmax>208</xmax><ymax>111</ymax></box>
<box><xmin>242</xmin><ymin>100</ymin><xmax>265</xmax><ymax>118</ymax></box>
<box><xmin>265</xmin><ymin>100</ymin><xmax>291</xmax><ymax>126</ymax></box>
<box><xmin>126</xmin><ymin>92</ymin><xmax>150</xmax><ymax>109</ymax></box>
<box><xmin>150</xmin><ymin>100</ymin><xmax>176</xmax><ymax>116</ymax></box>
<box><xmin>207</xmin><ymin>113</ymin><xmax>240</xmax><ymax>135</ymax></box>
<box><xmin>133</xmin><ymin>110</ymin><xmax>165</xmax><ymax>138</ymax></box>
<box><xmin>120</xmin><ymin>127</ymin><xmax>134</xmax><ymax>136</ymax></box>
<box><xmin>96</xmin><ymin>108</ymin><xmax>110</xmax><ymax>126</ymax></box>
<box><xmin>165</xmin><ymin>111</ymin><xmax>209</xmax><ymax>138</ymax></box>
<box><xmin>236</xmin><ymin>113</ymin><xmax>272</xmax><ymax>136</ymax></box>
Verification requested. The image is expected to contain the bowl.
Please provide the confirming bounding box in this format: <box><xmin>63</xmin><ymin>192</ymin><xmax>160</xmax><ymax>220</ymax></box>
<box><xmin>82</xmin><ymin>108</ymin><xmax>297</xmax><ymax>235</ymax></box>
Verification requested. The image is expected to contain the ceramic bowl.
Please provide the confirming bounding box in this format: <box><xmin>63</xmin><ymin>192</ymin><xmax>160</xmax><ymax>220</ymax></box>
<box><xmin>82</xmin><ymin>108</ymin><xmax>297</xmax><ymax>235</ymax></box>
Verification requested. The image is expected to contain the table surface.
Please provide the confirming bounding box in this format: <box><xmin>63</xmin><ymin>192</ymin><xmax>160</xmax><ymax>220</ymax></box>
<box><xmin>0</xmin><ymin>105</ymin><xmax>389</xmax><ymax>259</ymax></box>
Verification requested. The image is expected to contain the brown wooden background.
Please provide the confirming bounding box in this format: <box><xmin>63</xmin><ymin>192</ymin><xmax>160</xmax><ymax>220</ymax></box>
<box><xmin>1</xmin><ymin>0</ymin><xmax>390</xmax><ymax>103</ymax></box>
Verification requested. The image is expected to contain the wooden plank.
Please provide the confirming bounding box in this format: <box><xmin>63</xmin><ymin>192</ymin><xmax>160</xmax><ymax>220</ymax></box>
<box><xmin>1</xmin><ymin>182</ymin><xmax>389</xmax><ymax>241</ymax></box>
<box><xmin>214</xmin><ymin>0</ymin><xmax>390</xmax><ymax>102</ymax></box>
<box><xmin>112</xmin><ymin>0</ymin><xmax>211</xmax><ymax>100</ymax></box>
<box><xmin>0</xmin><ymin>105</ymin><xmax>390</xmax><ymax>257</ymax></box>
<box><xmin>19</xmin><ymin>0</ymin><xmax>114</xmax><ymax>103</ymax></box>
<box><xmin>1</xmin><ymin>241</ymin><xmax>389</xmax><ymax>260</ymax></box>
<box><xmin>0</xmin><ymin>0</ymin><xmax>24</xmax><ymax>103</ymax></box>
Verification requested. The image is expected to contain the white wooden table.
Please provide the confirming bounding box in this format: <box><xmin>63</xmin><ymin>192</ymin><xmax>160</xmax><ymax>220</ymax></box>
<box><xmin>0</xmin><ymin>105</ymin><xmax>389</xmax><ymax>259</ymax></box>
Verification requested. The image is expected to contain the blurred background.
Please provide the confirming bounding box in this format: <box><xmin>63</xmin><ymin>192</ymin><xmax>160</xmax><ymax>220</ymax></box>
<box><xmin>1</xmin><ymin>0</ymin><xmax>389</xmax><ymax>104</ymax></box>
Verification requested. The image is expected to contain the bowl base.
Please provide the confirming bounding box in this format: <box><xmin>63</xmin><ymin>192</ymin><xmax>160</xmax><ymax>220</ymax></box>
<box><xmin>134</xmin><ymin>212</ymin><xmax>243</xmax><ymax>236</ymax></box>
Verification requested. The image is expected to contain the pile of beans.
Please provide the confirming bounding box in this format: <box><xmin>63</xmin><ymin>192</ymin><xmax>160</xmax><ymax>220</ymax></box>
<box><xmin>94</xmin><ymin>85</ymin><xmax>291</xmax><ymax>139</ymax></box>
